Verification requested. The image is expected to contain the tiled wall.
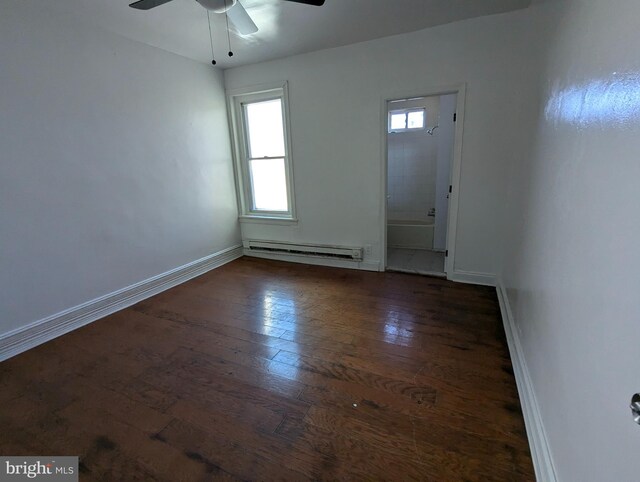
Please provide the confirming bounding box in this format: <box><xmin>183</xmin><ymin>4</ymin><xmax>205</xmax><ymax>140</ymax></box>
<box><xmin>387</xmin><ymin>97</ymin><xmax>440</xmax><ymax>222</ymax></box>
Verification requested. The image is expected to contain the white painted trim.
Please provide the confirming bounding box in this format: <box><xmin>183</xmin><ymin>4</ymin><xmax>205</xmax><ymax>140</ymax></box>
<box><xmin>225</xmin><ymin>81</ymin><xmax>289</xmax><ymax>98</ymax></box>
<box><xmin>449</xmin><ymin>269</ymin><xmax>496</xmax><ymax>287</ymax></box>
<box><xmin>238</xmin><ymin>216</ymin><xmax>298</xmax><ymax>225</ymax></box>
<box><xmin>379</xmin><ymin>83</ymin><xmax>467</xmax><ymax>278</ymax></box>
<box><xmin>496</xmin><ymin>281</ymin><xmax>558</xmax><ymax>482</ymax></box>
<box><xmin>226</xmin><ymin>81</ymin><xmax>297</xmax><ymax>221</ymax></box>
<box><xmin>386</xmin><ymin>267</ymin><xmax>446</xmax><ymax>279</ymax></box>
<box><xmin>0</xmin><ymin>245</ymin><xmax>244</xmax><ymax>363</ymax></box>
<box><xmin>445</xmin><ymin>86</ymin><xmax>467</xmax><ymax>278</ymax></box>
<box><xmin>244</xmin><ymin>249</ymin><xmax>380</xmax><ymax>272</ymax></box>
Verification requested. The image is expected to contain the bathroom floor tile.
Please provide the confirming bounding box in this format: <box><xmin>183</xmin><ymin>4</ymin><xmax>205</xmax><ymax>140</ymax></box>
<box><xmin>386</xmin><ymin>248</ymin><xmax>445</xmax><ymax>275</ymax></box>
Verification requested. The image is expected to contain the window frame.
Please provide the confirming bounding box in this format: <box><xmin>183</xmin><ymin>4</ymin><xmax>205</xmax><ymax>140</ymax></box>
<box><xmin>388</xmin><ymin>108</ymin><xmax>426</xmax><ymax>133</ymax></box>
<box><xmin>227</xmin><ymin>82</ymin><xmax>297</xmax><ymax>223</ymax></box>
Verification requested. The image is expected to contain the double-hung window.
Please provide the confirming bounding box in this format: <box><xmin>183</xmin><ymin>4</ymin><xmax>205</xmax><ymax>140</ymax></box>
<box><xmin>228</xmin><ymin>82</ymin><xmax>296</xmax><ymax>221</ymax></box>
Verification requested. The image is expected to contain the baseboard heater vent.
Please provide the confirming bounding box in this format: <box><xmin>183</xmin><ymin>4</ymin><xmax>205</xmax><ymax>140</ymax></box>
<box><xmin>244</xmin><ymin>240</ymin><xmax>363</xmax><ymax>261</ymax></box>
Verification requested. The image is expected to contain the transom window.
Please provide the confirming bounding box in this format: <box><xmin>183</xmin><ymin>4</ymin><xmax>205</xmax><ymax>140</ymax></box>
<box><xmin>388</xmin><ymin>108</ymin><xmax>425</xmax><ymax>133</ymax></box>
<box><xmin>228</xmin><ymin>83</ymin><xmax>296</xmax><ymax>221</ymax></box>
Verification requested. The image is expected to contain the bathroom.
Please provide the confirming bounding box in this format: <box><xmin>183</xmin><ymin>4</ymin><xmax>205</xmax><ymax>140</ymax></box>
<box><xmin>386</xmin><ymin>93</ymin><xmax>457</xmax><ymax>275</ymax></box>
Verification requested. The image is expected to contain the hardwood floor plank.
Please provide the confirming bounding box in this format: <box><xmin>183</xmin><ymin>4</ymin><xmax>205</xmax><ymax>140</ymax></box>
<box><xmin>157</xmin><ymin>418</ymin><xmax>306</xmax><ymax>481</ymax></box>
<box><xmin>299</xmin><ymin>405</ymin><xmax>519</xmax><ymax>482</ymax></box>
<box><xmin>0</xmin><ymin>257</ymin><xmax>534</xmax><ymax>480</ymax></box>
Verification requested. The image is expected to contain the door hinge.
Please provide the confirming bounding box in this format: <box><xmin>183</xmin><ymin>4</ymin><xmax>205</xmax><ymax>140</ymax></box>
<box><xmin>445</xmin><ymin>250</ymin><xmax>449</xmax><ymax>257</ymax></box>
<box><xmin>448</xmin><ymin>185</ymin><xmax>452</xmax><ymax>193</ymax></box>
<box><xmin>453</xmin><ymin>113</ymin><xmax>457</xmax><ymax>122</ymax></box>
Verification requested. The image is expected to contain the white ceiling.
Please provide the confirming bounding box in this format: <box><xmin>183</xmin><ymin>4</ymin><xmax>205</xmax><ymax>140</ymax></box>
<box><xmin>43</xmin><ymin>0</ymin><xmax>532</xmax><ymax>69</ymax></box>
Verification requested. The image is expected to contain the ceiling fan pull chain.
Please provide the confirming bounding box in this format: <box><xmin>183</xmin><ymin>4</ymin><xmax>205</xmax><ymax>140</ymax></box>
<box><xmin>224</xmin><ymin>0</ymin><xmax>233</xmax><ymax>57</ymax></box>
<box><xmin>206</xmin><ymin>10</ymin><xmax>217</xmax><ymax>65</ymax></box>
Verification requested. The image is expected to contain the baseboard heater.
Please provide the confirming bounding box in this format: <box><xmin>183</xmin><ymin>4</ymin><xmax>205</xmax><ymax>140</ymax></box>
<box><xmin>244</xmin><ymin>240</ymin><xmax>363</xmax><ymax>261</ymax></box>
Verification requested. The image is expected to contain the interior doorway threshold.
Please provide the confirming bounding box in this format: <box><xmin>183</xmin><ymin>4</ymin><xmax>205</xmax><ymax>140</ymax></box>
<box><xmin>385</xmin><ymin>267</ymin><xmax>446</xmax><ymax>279</ymax></box>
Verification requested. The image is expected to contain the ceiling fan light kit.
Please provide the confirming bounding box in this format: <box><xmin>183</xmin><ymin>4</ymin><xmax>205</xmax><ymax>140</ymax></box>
<box><xmin>195</xmin><ymin>0</ymin><xmax>236</xmax><ymax>13</ymax></box>
<box><xmin>129</xmin><ymin>0</ymin><xmax>325</xmax><ymax>65</ymax></box>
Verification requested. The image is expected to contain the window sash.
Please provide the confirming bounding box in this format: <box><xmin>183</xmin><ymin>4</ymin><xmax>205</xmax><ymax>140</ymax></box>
<box><xmin>247</xmin><ymin>156</ymin><xmax>289</xmax><ymax>212</ymax></box>
<box><xmin>388</xmin><ymin>108</ymin><xmax>426</xmax><ymax>133</ymax></box>
<box><xmin>243</xmin><ymin>98</ymin><xmax>286</xmax><ymax>159</ymax></box>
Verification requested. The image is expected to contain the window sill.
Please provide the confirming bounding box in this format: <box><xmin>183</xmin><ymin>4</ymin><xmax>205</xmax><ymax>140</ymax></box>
<box><xmin>239</xmin><ymin>215</ymin><xmax>298</xmax><ymax>225</ymax></box>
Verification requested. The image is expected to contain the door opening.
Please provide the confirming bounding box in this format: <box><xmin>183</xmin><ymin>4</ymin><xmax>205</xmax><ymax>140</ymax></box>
<box><xmin>382</xmin><ymin>89</ymin><xmax>462</xmax><ymax>277</ymax></box>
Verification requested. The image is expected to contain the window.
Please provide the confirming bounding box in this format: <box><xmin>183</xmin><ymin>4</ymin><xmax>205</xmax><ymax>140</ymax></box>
<box><xmin>228</xmin><ymin>83</ymin><xmax>296</xmax><ymax>221</ymax></box>
<box><xmin>388</xmin><ymin>108</ymin><xmax>425</xmax><ymax>133</ymax></box>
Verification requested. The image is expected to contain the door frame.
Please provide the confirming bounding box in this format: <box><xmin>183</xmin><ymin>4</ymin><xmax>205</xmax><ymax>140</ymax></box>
<box><xmin>379</xmin><ymin>83</ymin><xmax>467</xmax><ymax>278</ymax></box>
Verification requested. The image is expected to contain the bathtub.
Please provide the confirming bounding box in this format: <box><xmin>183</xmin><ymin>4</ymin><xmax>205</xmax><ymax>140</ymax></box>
<box><xmin>387</xmin><ymin>219</ymin><xmax>435</xmax><ymax>250</ymax></box>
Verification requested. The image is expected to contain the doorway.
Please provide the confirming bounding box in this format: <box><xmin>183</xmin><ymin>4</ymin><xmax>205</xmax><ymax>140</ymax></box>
<box><xmin>382</xmin><ymin>87</ymin><xmax>464</xmax><ymax>277</ymax></box>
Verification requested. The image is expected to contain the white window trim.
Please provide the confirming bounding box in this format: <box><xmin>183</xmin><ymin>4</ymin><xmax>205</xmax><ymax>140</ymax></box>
<box><xmin>227</xmin><ymin>81</ymin><xmax>297</xmax><ymax>222</ymax></box>
<box><xmin>388</xmin><ymin>108</ymin><xmax>426</xmax><ymax>133</ymax></box>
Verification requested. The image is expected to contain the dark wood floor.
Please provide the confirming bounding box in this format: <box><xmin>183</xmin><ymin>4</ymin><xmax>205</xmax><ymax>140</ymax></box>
<box><xmin>0</xmin><ymin>257</ymin><xmax>533</xmax><ymax>481</ymax></box>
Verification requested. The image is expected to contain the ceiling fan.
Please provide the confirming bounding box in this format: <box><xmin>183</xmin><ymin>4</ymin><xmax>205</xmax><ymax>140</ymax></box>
<box><xmin>129</xmin><ymin>0</ymin><xmax>325</xmax><ymax>36</ymax></box>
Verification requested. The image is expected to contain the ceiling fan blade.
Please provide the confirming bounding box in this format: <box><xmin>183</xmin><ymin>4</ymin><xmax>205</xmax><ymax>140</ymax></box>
<box><xmin>226</xmin><ymin>2</ymin><xmax>259</xmax><ymax>35</ymax></box>
<box><xmin>129</xmin><ymin>0</ymin><xmax>175</xmax><ymax>10</ymax></box>
<box><xmin>281</xmin><ymin>0</ymin><xmax>325</xmax><ymax>5</ymax></box>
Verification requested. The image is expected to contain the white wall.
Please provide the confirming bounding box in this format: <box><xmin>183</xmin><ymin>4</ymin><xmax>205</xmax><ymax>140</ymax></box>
<box><xmin>387</xmin><ymin>97</ymin><xmax>439</xmax><ymax>223</ymax></box>
<box><xmin>499</xmin><ymin>1</ymin><xmax>640</xmax><ymax>480</ymax></box>
<box><xmin>0</xmin><ymin>1</ymin><xmax>240</xmax><ymax>335</ymax></box>
<box><xmin>224</xmin><ymin>9</ymin><xmax>532</xmax><ymax>275</ymax></box>
<box><xmin>434</xmin><ymin>94</ymin><xmax>456</xmax><ymax>251</ymax></box>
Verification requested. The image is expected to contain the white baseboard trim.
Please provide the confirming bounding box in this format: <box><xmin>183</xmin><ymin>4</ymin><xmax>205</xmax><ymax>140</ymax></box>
<box><xmin>243</xmin><ymin>249</ymin><xmax>380</xmax><ymax>272</ymax></box>
<box><xmin>449</xmin><ymin>269</ymin><xmax>496</xmax><ymax>286</ymax></box>
<box><xmin>0</xmin><ymin>245</ymin><xmax>243</xmax><ymax>363</ymax></box>
<box><xmin>496</xmin><ymin>281</ymin><xmax>557</xmax><ymax>482</ymax></box>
